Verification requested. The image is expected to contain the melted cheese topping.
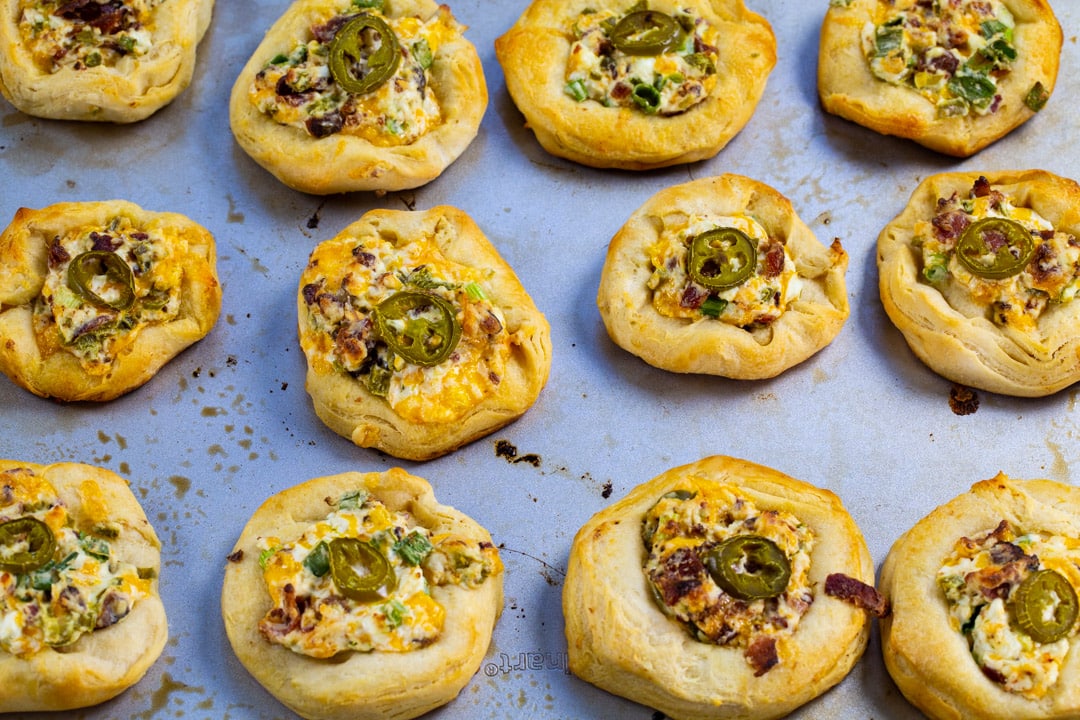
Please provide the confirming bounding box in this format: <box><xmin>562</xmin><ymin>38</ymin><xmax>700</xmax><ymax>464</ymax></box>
<box><xmin>33</xmin><ymin>214</ymin><xmax>184</xmax><ymax>371</ymax></box>
<box><xmin>564</xmin><ymin>6</ymin><xmax>719</xmax><ymax>116</ymax></box>
<box><xmin>862</xmin><ymin>0</ymin><xmax>1015</xmax><ymax>116</ymax></box>
<box><xmin>642</xmin><ymin>481</ymin><xmax>815</xmax><ymax>670</ymax></box>
<box><xmin>0</xmin><ymin>467</ymin><xmax>152</xmax><ymax>657</ymax></box>
<box><xmin>256</xmin><ymin>489</ymin><xmax>500</xmax><ymax>658</ymax></box>
<box><xmin>18</xmin><ymin>0</ymin><xmax>161</xmax><ymax>73</ymax></box>
<box><xmin>646</xmin><ymin>213</ymin><xmax>801</xmax><ymax>327</ymax></box>
<box><xmin>250</xmin><ymin>1</ymin><xmax>458</xmax><ymax>144</ymax></box>
<box><xmin>938</xmin><ymin>522</ymin><xmax>1080</xmax><ymax>699</ymax></box>
<box><xmin>917</xmin><ymin>181</ymin><xmax>1080</xmax><ymax>332</ymax></box>
<box><xmin>299</xmin><ymin>230</ymin><xmax>511</xmax><ymax>424</ymax></box>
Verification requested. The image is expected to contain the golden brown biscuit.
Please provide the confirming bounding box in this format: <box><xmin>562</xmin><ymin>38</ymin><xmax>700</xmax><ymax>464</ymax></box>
<box><xmin>0</xmin><ymin>459</ymin><xmax>167</xmax><ymax>713</ymax></box>
<box><xmin>563</xmin><ymin>455</ymin><xmax>878</xmax><ymax>720</ymax></box>
<box><xmin>494</xmin><ymin>0</ymin><xmax>776</xmax><ymax>170</ymax></box>
<box><xmin>818</xmin><ymin>0</ymin><xmax>1061</xmax><ymax>157</ymax></box>
<box><xmin>221</xmin><ymin>468</ymin><xmax>503</xmax><ymax>720</ymax></box>
<box><xmin>0</xmin><ymin>200</ymin><xmax>222</xmax><ymax>402</ymax></box>
<box><xmin>597</xmin><ymin>174</ymin><xmax>849</xmax><ymax>379</ymax></box>
<box><xmin>877</xmin><ymin>170</ymin><xmax>1080</xmax><ymax>396</ymax></box>
<box><xmin>880</xmin><ymin>473</ymin><xmax>1080</xmax><ymax>719</ymax></box>
<box><xmin>297</xmin><ymin>205</ymin><xmax>551</xmax><ymax>461</ymax></box>
<box><xmin>0</xmin><ymin>0</ymin><xmax>214</xmax><ymax>122</ymax></box>
<box><xmin>229</xmin><ymin>0</ymin><xmax>487</xmax><ymax>194</ymax></box>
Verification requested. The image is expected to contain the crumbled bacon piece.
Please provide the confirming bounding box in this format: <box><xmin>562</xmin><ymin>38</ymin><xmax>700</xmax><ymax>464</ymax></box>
<box><xmin>824</xmin><ymin>573</ymin><xmax>890</xmax><ymax>618</ymax></box>
<box><xmin>746</xmin><ymin>636</ymin><xmax>778</xmax><ymax>676</ymax></box>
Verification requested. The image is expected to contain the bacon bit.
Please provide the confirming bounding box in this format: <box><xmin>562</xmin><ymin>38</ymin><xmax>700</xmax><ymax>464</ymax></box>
<box><xmin>746</xmin><ymin>636</ymin><xmax>778</xmax><ymax>676</ymax></box>
<box><xmin>89</xmin><ymin>232</ymin><xmax>120</xmax><ymax>252</ymax></box>
<box><xmin>932</xmin><ymin>211</ymin><xmax>971</xmax><ymax>241</ymax></box>
<box><xmin>824</xmin><ymin>573</ymin><xmax>890</xmax><ymax>618</ymax></box>
<box><xmin>762</xmin><ymin>241</ymin><xmax>785</xmax><ymax>278</ymax></box>
<box><xmin>680</xmin><ymin>284</ymin><xmax>708</xmax><ymax>309</ymax></box>
<box><xmin>226</xmin><ymin>549</ymin><xmax>244</xmax><ymax>563</ymax></box>
<box><xmin>972</xmin><ymin>176</ymin><xmax>992</xmax><ymax>197</ymax></box>
<box><xmin>48</xmin><ymin>238</ymin><xmax>71</xmax><ymax>269</ymax></box>
<box><xmin>651</xmin><ymin>547</ymin><xmax>706</xmax><ymax>607</ymax></box>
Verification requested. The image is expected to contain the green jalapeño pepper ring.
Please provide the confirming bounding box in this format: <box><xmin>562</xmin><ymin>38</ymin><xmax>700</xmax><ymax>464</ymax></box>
<box><xmin>0</xmin><ymin>517</ymin><xmax>56</xmax><ymax>574</ymax></box>
<box><xmin>329</xmin><ymin>14</ymin><xmax>401</xmax><ymax>95</ymax></box>
<box><xmin>328</xmin><ymin>537</ymin><xmax>396</xmax><ymax>603</ymax></box>
<box><xmin>67</xmin><ymin>250</ymin><xmax>136</xmax><ymax>311</ymax></box>
<box><xmin>956</xmin><ymin>217</ymin><xmax>1036</xmax><ymax>280</ymax></box>
<box><xmin>703</xmin><ymin>534</ymin><xmax>791</xmax><ymax>601</ymax></box>
<box><xmin>372</xmin><ymin>290</ymin><xmax>461</xmax><ymax>366</ymax></box>
<box><xmin>1011</xmin><ymin>568</ymin><xmax>1078</xmax><ymax>644</ymax></box>
<box><xmin>610</xmin><ymin>10</ymin><xmax>683</xmax><ymax>56</ymax></box>
<box><xmin>687</xmin><ymin>227</ymin><xmax>758</xmax><ymax>290</ymax></box>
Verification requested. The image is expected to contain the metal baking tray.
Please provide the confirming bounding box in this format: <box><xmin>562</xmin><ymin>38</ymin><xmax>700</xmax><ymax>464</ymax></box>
<box><xmin>2</xmin><ymin>1</ymin><xmax>1079</xmax><ymax>718</ymax></box>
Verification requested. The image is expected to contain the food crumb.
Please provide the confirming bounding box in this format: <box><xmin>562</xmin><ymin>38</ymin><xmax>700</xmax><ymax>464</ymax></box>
<box><xmin>949</xmin><ymin>384</ymin><xmax>980</xmax><ymax>415</ymax></box>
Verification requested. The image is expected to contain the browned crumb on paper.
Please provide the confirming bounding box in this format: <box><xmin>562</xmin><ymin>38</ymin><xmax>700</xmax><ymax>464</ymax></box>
<box><xmin>949</xmin><ymin>384</ymin><xmax>980</xmax><ymax>415</ymax></box>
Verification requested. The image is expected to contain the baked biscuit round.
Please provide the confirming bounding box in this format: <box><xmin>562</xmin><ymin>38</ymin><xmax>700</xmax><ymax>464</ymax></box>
<box><xmin>221</xmin><ymin>468</ymin><xmax>504</xmax><ymax>720</ymax></box>
<box><xmin>494</xmin><ymin>0</ymin><xmax>776</xmax><ymax>170</ymax></box>
<box><xmin>877</xmin><ymin>170</ymin><xmax>1080</xmax><ymax>396</ymax></box>
<box><xmin>297</xmin><ymin>205</ymin><xmax>551</xmax><ymax>461</ymax></box>
<box><xmin>563</xmin><ymin>455</ymin><xmax>878</xmax><ymax>720</ymax></box>
<box><xmin>0</xmin><ymin>459</ymin><xmax>167</xmax><ymax>713</ymax></box>
<box><xmin>818</xmin><ymin>0</ymin><xmax>1061</xmax><ymax>157</ymax></box>
<box><xmin>597</xmin><ymin>174</ymin><xmax>849</xmax><ymax>379</ymax></box>
<box><xmin>880</xmin><ymin>473</ymin><xmax>1080</xmax><ymax>719</ymax></box>
<box><xmin>0</xmin><ymin>0</ymin><xmax>214</xmax><ymax>123</ymax></box>
<box><xmin>0</xmin><ymin>200</ymin><xmax>222</xmax><ymax>402</ymax></box>
<box><xmin>229</xmin><ymin>0</ymin><xmax>487</xmax><ymax>195</ymax></box>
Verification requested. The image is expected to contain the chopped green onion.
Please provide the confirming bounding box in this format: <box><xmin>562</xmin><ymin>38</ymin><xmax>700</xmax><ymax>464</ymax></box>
<box><xmin>412</xmin><ymin>39</ymin><xmax>433</xmax><ymax>69</ymax></box>
<box><xmin>304</xmin><ymin>541</ymin><xmax>331</xmax><ymax>577</ymax></box>
<box><xmin>631</xmin><ymin>82</ymin><xmax>661</xmax><ymax>113</ymax></box>
<box><xmin>384</xmin><ymin>599</ymin><xmax>407</xmax><ymax>628</ymax></box>
<box><xmin>258</xmin><ymin>546</ymin><xmax>279</xmax><ymax>569</ymax></box>
<box><xmin>565</xmin><ymin>78</ymin><xmax>588</xmax><ymax>102</ymax></box>
<box><xmin>337</xmin><ymin>490</ymin><xmax>367</xmax><ymax>510</ymax></box>
<box><xmin>394</xmin><ymin>531</ymin><xmax>433</xmax><ymax>565</ymax></box>
<box><xmin>923</xmin><ymin>263</ymin><xmax>948</xmax><ymax>283</ymax></box>
<box><xmin>700</xmin><ymin>296</ymin><xmax>728</xmax><ymax>318</ymax></box>
<box><xmin>1025</xmin><ymin>82</ymin><xmax>1049</xmax><ymax>112</ymax></box>
<box><xmin>464</xmin><ymin>282</ymin><xmax>488</xmax><ymax>301</ymax></box>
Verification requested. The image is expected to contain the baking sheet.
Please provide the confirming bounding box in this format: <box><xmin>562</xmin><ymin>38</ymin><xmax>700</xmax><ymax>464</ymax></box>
<box><xmin>2</xmin><ymin>1</ymin><xmax>1080</xmax><ymax>718</ymax></box>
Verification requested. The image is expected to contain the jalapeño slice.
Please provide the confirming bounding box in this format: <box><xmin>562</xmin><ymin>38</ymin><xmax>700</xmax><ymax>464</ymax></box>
<box><xmin>955</xmin><ymin>217</ymin><xmax>1036</xmax><ymax>280</ymax></box>
<box><xmin>687</xmin><ymin>227</ymin><xmax>758</xmax><ymax>290</ymax></box>
<box><xmin>372</xmin><ymin>290</ymin><xmax>461</xmax><ymax>366</ymax></box>
<box><xmin>610</xmin><ymin>10</ymin><xmax>683</xmax><ymax>56</ymax></box>
<box><xmin>703</xmin><ymin>535</ymin><xmax>791</xmax><ymax>600</ymax></box>
<box><xmin>328</xmin><ymin>537</ymin><xmax>396</xmax><ymax>602</ymax></box>
<box><xmin>329</xmin><ymin>14</ymin><xmax>401</xmax><ymax>95</ymax></box>
<box><xmin>67</xmin><ymin>251</ymin><xmax>136</xmax><ymax>311</ymax></box>
<box><xmin>1011</xmin><ymin>569</ymin><xmax>1078</xmax><ymax>644</ymax></box>
<box><xmin>0</xmin><ymin>517</ymin><xmax>56</xmax><ymax>574</ymax></box>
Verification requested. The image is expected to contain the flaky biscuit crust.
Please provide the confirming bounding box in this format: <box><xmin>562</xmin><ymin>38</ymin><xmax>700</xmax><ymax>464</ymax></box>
<box><xmin>298</xmin><ymin>205</ymin><xmax>551</xmax><ymax>461</ymax></box>
<box><xmin>597</xmin><ymin>174</ymin><xmax>849</xmax><ymax>379</ymax></box>
<box><xmin>877</xmin><ymin>170</ymin><xmax>1080</xmax><ymax>396</ymax></box>
<box><xmin>221</xmin><ymin>468</ymin><xmax>504</xmax><ymax>720</ymax></box>
<box><xmin>818</xmin><ymin>0</ymin><xmax>1061</xmax><ymax>157</ymax></box>
<box><xmin>494</xmin><ymin>0</ymin><xmax>775</xmax><ymax>170</ymax></box>
<box><xmin>880</xmin><ymin>473</ymin><xmax>1080</xmax><ymax>720</ymax></box>
<box><xmin>0</xmin><ymin>200</ymin><xmax>222</xmax><ymax>402</ymax></box>
<box><xmin>0</xmin><ymin>0</ymin><xmax>213</xmax><ymax>122</ymax></box>
<box><xmin>563</xmin><ymin>455</ymin><xmax>874</xmax><ymax>720</ymax></box>
<box><xmin>229</xmin><ymin>0</ymin><xmax>486</xmax><ymax>195</ymax></box>
<box><xmin>0</xmin><ymin>459</ymin><xmax>166</xmax><ymax>713</ymax></box>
